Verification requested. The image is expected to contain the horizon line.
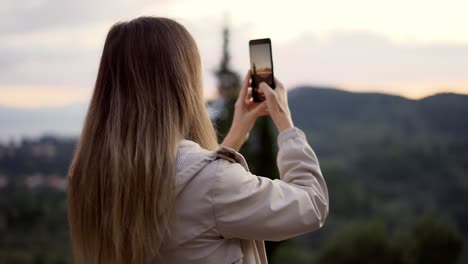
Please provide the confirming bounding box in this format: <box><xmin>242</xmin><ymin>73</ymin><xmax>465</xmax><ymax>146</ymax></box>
<box><xmin>1</xmin><ymin>85</ymin><xmax>468</xmax><ymax>109</ymax></box>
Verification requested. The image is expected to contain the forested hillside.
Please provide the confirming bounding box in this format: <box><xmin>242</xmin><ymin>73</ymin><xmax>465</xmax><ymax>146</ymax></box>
<box><xmin>274</xmin><ymin>87</ymin><xmax>468</xmax><ymax>263</ymax></box>
<box><xmin>1</xmin><ymin>87</ymin><xmax>467</xmax><ymax>263</ymax></box>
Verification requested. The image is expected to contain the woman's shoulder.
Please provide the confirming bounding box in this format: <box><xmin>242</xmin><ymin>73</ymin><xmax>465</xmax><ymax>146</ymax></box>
<box><xmin>176</xmin><ymin>140</ymin><xmax>250</xmax><ymax>191</ymax></box>
<box><xmin>177</xmin><ymin>139</ymin><xmax>249</xmax><ymax>172</ymax></box>
<box><xmin>214</xmin><ymin>146</ymin><xmax>250</xmax><ymax>172</ymax></box>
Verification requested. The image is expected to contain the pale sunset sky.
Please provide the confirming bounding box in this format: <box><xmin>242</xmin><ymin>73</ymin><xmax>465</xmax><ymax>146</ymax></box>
<box><xmin>1</xmin><ymin>0</ymin><xmax>468</xmax><ymax>108</ymax></box>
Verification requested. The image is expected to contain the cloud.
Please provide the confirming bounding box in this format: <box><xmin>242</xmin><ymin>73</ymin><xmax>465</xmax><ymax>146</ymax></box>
<box><xmin>1</xmin><ymin>1</ymin><xmax>468</xmax><ymax>108</ymax></box>
<box><xmin>0</xmin><ymin>0</ymin><xmax>166</xmax><ymax>88</ymax></box>
<box><xmin>0</xmin><ymin>0</ymin><xmax>157</xmax><ymax>34</ymax></box>
<box><xmin>0</xmin><ymin>43</ymin><xmax>99</xmax><ymax>87</ymax></box>
<box><xmin>270</xmin><ymin>32</ymin><xmax>468</xmax><ymax>97</ymax></box>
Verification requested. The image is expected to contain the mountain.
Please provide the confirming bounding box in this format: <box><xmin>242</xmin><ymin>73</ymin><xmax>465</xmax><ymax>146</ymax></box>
<box><xmin>288</xmin><ymin>86</ymin><xmax>468</xmax><ymax>158</ymax></box>
<box><xmin>2</xmin><ymin>86</ymin><xmax>467</xmax><ymax>146</ymax></box>
<box><xmin>287</xmin><ymin>86</ymin><xmax>468</xmax><ymax>246</ymax></box>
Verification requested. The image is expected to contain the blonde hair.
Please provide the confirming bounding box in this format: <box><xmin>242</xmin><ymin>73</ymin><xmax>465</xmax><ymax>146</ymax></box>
<box><xmin>67</xmin><ymin>17</ymin><xmax>218</xmax><ymax>264</ymax></box>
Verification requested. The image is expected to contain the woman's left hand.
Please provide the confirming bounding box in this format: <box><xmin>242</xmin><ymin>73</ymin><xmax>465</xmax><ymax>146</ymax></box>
<box><xmin>221</xmin><ymin>70</ymin><xmax>269</xmax><ymax>151</ymax></box>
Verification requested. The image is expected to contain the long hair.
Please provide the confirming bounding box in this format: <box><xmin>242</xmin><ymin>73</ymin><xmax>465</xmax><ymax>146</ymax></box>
<box><xmin>67</xmin><ymin>17</ymin><xmax>218</xmax><ymax>264</ymax></box>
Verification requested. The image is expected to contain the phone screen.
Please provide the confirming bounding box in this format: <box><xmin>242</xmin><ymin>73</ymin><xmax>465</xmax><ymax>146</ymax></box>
<box><xmin>249</xmin><ymin>38</ymin><xmax>275</xmax><ymax>102</ymax></box>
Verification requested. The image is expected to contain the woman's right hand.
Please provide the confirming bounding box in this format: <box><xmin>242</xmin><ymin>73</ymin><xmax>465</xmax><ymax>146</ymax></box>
<box><xmin>258</xmin><ymin>79</ymin><xmax>294</xmax><ymax>132</ymax></box>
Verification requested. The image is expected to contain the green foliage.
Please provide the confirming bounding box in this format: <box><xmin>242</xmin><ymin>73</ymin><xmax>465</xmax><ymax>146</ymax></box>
<box><xmin>271</xmin><ymin>240</ymin><xmax>314</xmax><ymax>264</ymax></box>
<box><xmin>0</xmin><ymin>185</ymin><xmax>71</xmax><ymax>264</ymax></box>
<box><xmin>399</xmin><ymin>217</ymin><xmax>464</xmax><ymax>264</ymax></box>
<box><xmin>316</xmin><ymin>220</ymin><xmax>403</xmax><ymax>264</ymax></box>
<box><xmin>313</xmin><ymin>217</ymin><xmax>463</xmax><ymax>264</ymax></box>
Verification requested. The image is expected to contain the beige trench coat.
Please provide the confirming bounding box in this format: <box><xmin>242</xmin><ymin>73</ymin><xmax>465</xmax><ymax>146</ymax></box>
<box><xmin>159</xmin><ymin>127</ymin><xmax>329</xmax><ymax>263</ymax></box>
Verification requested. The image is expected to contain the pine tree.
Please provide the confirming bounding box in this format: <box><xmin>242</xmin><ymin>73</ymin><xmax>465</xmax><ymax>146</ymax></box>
<box><xmin>210</xmin><ymin>24</ymin><xmax>281</xmax><ymax>260</ymax></box>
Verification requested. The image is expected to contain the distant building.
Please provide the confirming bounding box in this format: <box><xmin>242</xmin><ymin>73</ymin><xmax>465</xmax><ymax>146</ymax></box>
<box><xmin>0</xmin><ymin>175</ymin><xmax>7</xmax><ymax>188</ymax></box>
<box><xmin>25</xmin><ymin>173</ymin><xmax>44</xmax><ymax>188</ymax></box>
<box><xmin>25</xmin><ymin>173</ymin><xmax>67</xmax><ymax>191</ymax></box>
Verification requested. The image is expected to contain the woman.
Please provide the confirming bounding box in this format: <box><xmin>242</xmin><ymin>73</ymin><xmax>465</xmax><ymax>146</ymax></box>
<box><xmin>67</xmin><ymin>17</ymin><xmax>328</xmax><ymax>264</ymax></box>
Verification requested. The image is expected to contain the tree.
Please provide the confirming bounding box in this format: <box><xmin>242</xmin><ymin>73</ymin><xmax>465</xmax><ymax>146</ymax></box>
<box><xmin>210</xmin><ymin>24</ymin><xmax>280</xmax><ymax>259</ymax></box>
<box><xmin>400</xmin><ymin>216</ymin><xmax>463</xmax><ymax>264</ymax></box>
<box><xmin>315</xmin><ymin>220</ymin><xmax>403</xmax><ymax>264</ymax></box>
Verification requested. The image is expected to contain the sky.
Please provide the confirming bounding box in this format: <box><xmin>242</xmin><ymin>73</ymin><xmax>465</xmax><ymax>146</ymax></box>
<box><xmin>1</xmin><ymin>0</ymin><xmax>468</xmax><ymax>108</ymax></box>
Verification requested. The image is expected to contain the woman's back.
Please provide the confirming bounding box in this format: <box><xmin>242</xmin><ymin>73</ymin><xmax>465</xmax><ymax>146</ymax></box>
<box><xmin>159</xmin><ymin>127</ymin><xmax>328</xmax><ymax>263</ymax></box>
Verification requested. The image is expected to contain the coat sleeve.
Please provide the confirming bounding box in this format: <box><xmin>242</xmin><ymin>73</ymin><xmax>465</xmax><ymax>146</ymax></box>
<box><xmin>211</xmin><ymin>127</ymin><xmax>329</xmax><ymax>241</ymax></box>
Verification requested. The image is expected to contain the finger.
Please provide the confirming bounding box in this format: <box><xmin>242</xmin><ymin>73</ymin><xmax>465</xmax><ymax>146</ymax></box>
<box><xmin>237</xmin><ymin>70</ymin><xmax>251</xmax><ymax>103</ymax></box>
<box><xmin>258</xmin><ymin>82</ymin><xmax>275</xmax><ymax>98</ymax></box>
<box><xmin>246</xmin><ymin>88</ymin><xmax>253</xmax><ymax>102</ymax></box>
<box><xmin>244</xmin><ymin>88</ymin><xmax>253</xmax><ymax>105</ymax></box>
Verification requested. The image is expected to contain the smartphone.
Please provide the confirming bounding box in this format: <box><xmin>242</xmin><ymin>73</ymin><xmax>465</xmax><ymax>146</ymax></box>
<box><xmin>249</xmin><ymin>38</ymin><xmax>275</xmax><ymax>102</ymax></box>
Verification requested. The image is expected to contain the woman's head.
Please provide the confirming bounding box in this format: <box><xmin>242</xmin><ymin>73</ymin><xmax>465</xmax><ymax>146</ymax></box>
<box><xmin>93</xmin><ymin>16</ymin><xmax>217</xmax><ymax>145</ymax></box>
<box><xmin>67</xmin><ymin>17</ymin><xmax>218</xmax><ymax>264</ymax></box>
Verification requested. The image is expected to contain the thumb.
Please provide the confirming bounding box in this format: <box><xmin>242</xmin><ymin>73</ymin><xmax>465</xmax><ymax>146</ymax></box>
<box><xmin>258</xmin><ymin>82</ymin><xmax>274</xmax><ymax>98</ymax></box>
